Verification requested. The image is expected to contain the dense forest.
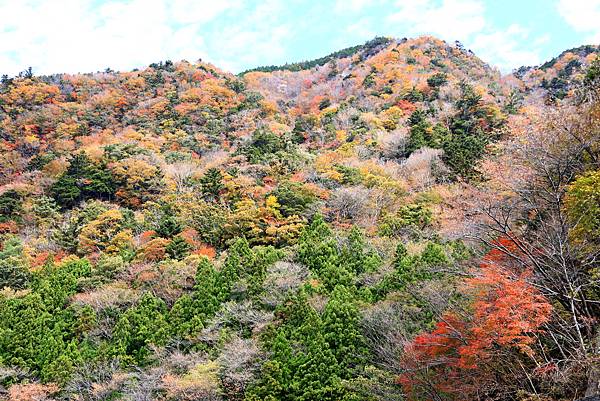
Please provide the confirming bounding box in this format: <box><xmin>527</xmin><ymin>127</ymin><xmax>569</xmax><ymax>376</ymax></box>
<box><xmin>0</xmin><ymin>36</ymin><xmax>599</xmax><ymax>401</ymax></box>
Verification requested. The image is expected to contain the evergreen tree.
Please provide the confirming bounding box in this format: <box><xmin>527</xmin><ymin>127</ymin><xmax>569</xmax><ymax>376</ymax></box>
<box><xmin>0</xmin><ymin>235</ymin><xmax>30</xmax><ymax>289</ymax></box>
<box><xmin>199</xmin><ymin>167</ymin><xmax>224</xmax><ymax>202</ymax></box>
<box><xmin>170</xmin><ymin>257</ymin><xmax>221</xmax><ymax>338</ymax></box>
<box><xmin>0</xmin><ymin>190</ymin><xmax>23</xmax><ymax>223</ymax></box>
<box><xmin>51</xmin><ymin>153</ymin><xmax>116</xmax><ymax>208</ymax></box>
<box><xmin>297</xmin><ymin>215</ymin><xmax>339</xmax><ymax>274</ymax></box>
<box><xmin>165</xmin><ymin>235</ymin><xmax>192</xmax><ymax>260</ymax></box>
<box><xmin>322</xmin><ymin>286</ymin><xmax>368</xmax><ymax>378</ymax></box>
<box><xmin>339</xmin><ymin>226</ymin><xmax>381</xmax><ymax>275</ymax></box>
<box><xmin>155</xmin><ymin>203</ymin><xmax>182</xmax><ymax>238</ymax></box>
<box><xmin>112</xmin><ymin>293</ymin><xmax>170</xmax><ymax>364</ymax></box>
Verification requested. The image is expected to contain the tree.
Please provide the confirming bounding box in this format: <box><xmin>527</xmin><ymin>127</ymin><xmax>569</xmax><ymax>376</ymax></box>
<box><xmin>297</xmin><ymin>215</ymin><xmax>339</xmax><ymax>274</ymax></box>
<box><xmin>170</xmin><ymin>257</ymin><xmax>221</xmax><ymax>339</ymax></box>
<box><xmin>112</xmin><ymin>293</ymin><xmax>170</xmax><ymax>364</ymax></box>
<box><xmin>155</xmin><ymin>203</ymin><xmax>183</xmax><ymax>238</ymax></box>
<box><xmin>165</xmin><ymin>235</ymin><xmax>192</xmax><ymax>260</ymax></box>
<box><xmin>199</xmin><ymin>167</ymin><xmax>224</xmax><ymax>202</ymax></box>
<box><xmin>269</xmin><ymin>182</ymin><xmax>316</xmax><ymax>217</ymax></box>
<box><xmin>0</xmin><ymin>235</ymin><xmax>30</xmax><ymax>289</ymax></box>
<box><xmin>399</xmin><ymin>241</ymin><xmax>552</xmax><ymax>400</ymax></box>
<box><xmin>565</xmin><ymin>169</ymin><xmax>600</xmax><ymax>246</ymax></box>
<box><xmin>441</xmin><ymin>82</ymin><xmax>504</xmax><ymax>180</ymax></box>
<box><xmin>51</xmin><ymin>153</ymin><xmax>115</xmax><ymax>208</ymax></box>
<box><xmin>0</xmin><ymin>190</ymin><xmax>23</xmax><ymax>223</ymax></box>
<box><xmin>426</xmin><ymin>72</ymin><xmax>447</xmax><ymax>88</ymax></box>
<box><xmin>321</xmin><ymin>285</ymin><xmax>368</xmax><ymax>378</ymax></box>
<box><xmin>339</xmin><ymin>226</ymin><xmax>381</xmax><ymax>275</ymax></box>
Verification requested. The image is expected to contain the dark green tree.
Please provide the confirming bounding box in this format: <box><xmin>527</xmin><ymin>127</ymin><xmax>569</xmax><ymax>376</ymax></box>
<box><xmin>165</xmin><ymin>235</ymin><xmax>192</xmax><ymax>260</ymax></box>
<box><xmin>155</xmin><ymin>203</ymin><xmax>182</xmax><ymax>238</ymax></box>
<box><xmin>339</xmin><ymin>226</ymin><xmax>381</xmax><ymax>275</ymax></box>
<box><xmin>297</xmin><ymin>215</ymin><xmax>339</xmax><ymax>274</ymax></box>
<box><xmin>269</xmin><ymin>182</ymin><xmax>317</xmax><ymax>217</ymax></box>
<box><xmin>50</xmin><ymin>153</ymin><xmax>115</xmax><ymax>208</ymax></box>
<box><xmin>322</xmin><ymin>285</ymin><xmax>368</xmax><ymax>379</ymax></box>
<box><xmin>199</xmin><ymin>167</ymin><xmax>224</xmax><ymax>202</ymax></box>
<box><xmin>0</xmin><ymin>190</ymin><xmax>23</xmax><ymax>223</ymax></box>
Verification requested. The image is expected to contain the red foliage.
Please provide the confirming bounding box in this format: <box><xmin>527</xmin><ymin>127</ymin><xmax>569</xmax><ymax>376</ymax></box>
<box><xmin>0</xmin><ymin>221</ymin><xmax>18</xmax><ymax>234</ymax></box>
<box><xmin>399</xmin><ymin>236</ymin><xmax>552</xmax><ymax>400</ymax></box>
<box><xmin>396</xmin><ymin>99</ymin><xmax>418</xmax><ymax>113</ymax></box>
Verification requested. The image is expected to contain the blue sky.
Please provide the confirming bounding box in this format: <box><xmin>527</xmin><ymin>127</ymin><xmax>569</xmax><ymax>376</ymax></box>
<box><xmin>0</xmin><ymin>0</ymin><xmax>599</xmax><ymax>76</ymax></box>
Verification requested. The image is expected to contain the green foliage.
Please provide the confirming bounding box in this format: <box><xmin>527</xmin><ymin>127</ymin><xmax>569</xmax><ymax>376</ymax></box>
<box><xmin>189</xmin><ymin>200</ymin><xmax>229</xmax><ymax>247</ymax></box>
<box><xmin>170</xmin><ymin>257</ymin><xmax>221</xmax><ymax>339</ymax></box>
<box><xmin>112</xmin><ymin>292</ymin><xmax>170</xmax><ymax>364</ymax></box>
<box><xmin>297</xmin><ymin>215</ymin><xmax>339</xmax><ymax>275</ymax></box>
<box><xmin>103</xmin><ymin>143</ymin><xmax>148</xmax><ymax>161</ymax></box>
<box><xmin>339</xmin><ymin>226</ymin><xmax>381</xmax><ymax>275</ymax></box>
<box><xmin>247</xmin><ymin>288</ymin><xmax>366</xmax><ymax>401</ymax></box>
<box><xmin>420</xmin><ymin>242</ymin><xmax>448</xmax><ymax>267</ymax></box>
<box><xmin>404</xmin><ymin>110</ymin><xmax>449</xmax><ymax>156</ymax></box>
<box><xmin>442</xmin><ymin>131</ymin><xmax>488</xmax><ymax>179</ymax></box>
<box><xmin>427</xmin><ymin>72</ymin><xmax>447</xmax><ymax>88</ymax></box>
<box><xmin>0</xmin><ymin>235</ymin><xmax>30</xmax><ymax>289</ymax></box>
<box><xmin>319</xmin><ymin>98</ymin><xmax>332</xmax><ymax>110</ymax></box>
<box><xmin>155</xmin><ymin>203</ymin><xmax>182</xmax><ymax>238</ymax></box>
<box><xmin>165</xmin><ymin>235</ymin><xmax>192</xmax><ymax>260</ymax></box>
<box><xmin>379</xmin><ymin>203</ymin><xmax>433</xmax><ymax>236</ymax></box>
<box><xmin>199</xmin><ymin>167</ymin><xmax>225</xmax><ymax>202</ymax></box>
<box><xmin>269</xmin><ymin>181</ymin><xmax>317</xmax><ymax>217</ymax></box>
<box><xmin>242</xmin><ymin>37</ymin><xmax>391</xmax><ymax>74</ymax></box>
<box><xmin>334</xmin><ymin>164</ymin><xmax>362</xmax><ymax>185</ymax></box>
<box><xmin>0</xmin><ymin>190</ymin><xmax>23</xmax><ymax>223</ymax></box>
<box><xmin>0</xmin><ymin>258</ymin><xmax>92</xmax><ymax>383</ymax></box>
<box><xmin>321</xmin><ymin>286</ymin><xmax>368</xmax><ymax>378</ymax></box>
<box><xmin>566</xmin><ymin>170</ymin><xmax>600</xmax><ymax>246</ymax></box>
<box><xmin>51</xmin><ymin>153</ymin><xmax>116</xmax><ymax>208</ymax></box>
<box><xmin>239</xmin><ymin>129</ymin><xmax>291</xmax><ymax>164</ymax></box>
<box><xmin>584</xmin><ymin>57</ymin><xmax>600</xmax><ymax>87</ymax></box>
<box><xmin>440</xmin><ymin>82</ymin><xmax>504</xmax><ymax>180</ymax></box>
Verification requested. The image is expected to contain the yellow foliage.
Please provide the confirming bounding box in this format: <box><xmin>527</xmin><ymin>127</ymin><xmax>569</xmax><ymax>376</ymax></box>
<box><xmin>78</xmin><ymin>209</ymin><xmax>131</xmax><ymax>254</ymax></box>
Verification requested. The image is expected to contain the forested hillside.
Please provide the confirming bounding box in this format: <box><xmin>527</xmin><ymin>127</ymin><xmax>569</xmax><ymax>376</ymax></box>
<box><xmin>0</xmin><ymin>36</ymin><xmax>599</xmax><ymax>401</ymax></box>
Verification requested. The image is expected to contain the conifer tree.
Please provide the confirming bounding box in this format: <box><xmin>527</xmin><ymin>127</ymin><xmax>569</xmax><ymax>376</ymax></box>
<box><xmin>165</xmin><ymin>235</ymin><xmax>192</xmax><ymax>260</ymax></box>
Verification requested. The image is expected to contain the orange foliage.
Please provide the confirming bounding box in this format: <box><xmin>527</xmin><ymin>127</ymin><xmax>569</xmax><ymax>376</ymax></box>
<box><xmin>8</xmin><ymin>382</ymin><xmax>59</xmax><ymax>401</ymax></box>
<box><xmin>399</xmin><ymin>236</ymin><xmax>552</xmax><ymax>400</ymax></box>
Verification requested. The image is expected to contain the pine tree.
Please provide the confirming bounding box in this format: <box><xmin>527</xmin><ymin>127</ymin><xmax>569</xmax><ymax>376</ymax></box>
<box><xmin>155</xmin><ymin>203</ymin><xmax>182</xmax><ymax>238</ymax></box>
<box><xmin>112</xmin><ymin>293</ymin><xmax>170</xmax><ymax>364</ymax></box>
<box><xmin>165</xmin><ymin>235</ymin><xmax>192</xmax><ymax>260</ymax></box>
<box><xmin>297</xmin><ymin>214</ymin><xmax>339</xmax><ymax>274</ymax></box>
<box><xmin>199</xmin><ymin>167</ymin><xmax>224</xmax><ymax>202</ymax></box>
<box><xmin>322</xmin><ymin>286</ymin><xmax>368</xmax><ymax>378</ymax></box>
<box><xmin>339</xmin><ymin>226</ymin><xmax>381</xmax><ymax>275</ymax></box>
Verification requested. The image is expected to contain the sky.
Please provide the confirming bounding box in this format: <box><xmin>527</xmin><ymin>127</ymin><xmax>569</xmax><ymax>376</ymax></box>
<box><xmin>1</xmin><ymin>0</ymin><xmax>599</xmax><ymax>77</ymax></box>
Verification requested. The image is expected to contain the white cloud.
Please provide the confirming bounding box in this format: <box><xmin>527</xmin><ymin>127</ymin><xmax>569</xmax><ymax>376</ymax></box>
<box><xmin>381</xmin><ymin>0</ymin><xmax>544</xmax><ymax>71</ymax></box>
<box><xmin>556</xmin><ymin>0</ymin><xmax>600</xmax><ymax>43</ymax></box>
<box><xmin>387</xmin><ymin>0</ymin><xmax>486</xmax><ymax>42</ymax></box>
<box><xmin>0</xmin><ymin>0</ymin><xmax>239</xmax><ymax>76</ymax></box>
<box><xmin>470</xmin><ymin>25</ymin><xmax>543</xmax><ymax>71</ymax></box>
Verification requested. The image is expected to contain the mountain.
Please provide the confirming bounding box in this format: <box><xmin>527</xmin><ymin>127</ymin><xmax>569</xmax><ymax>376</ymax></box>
<box><xmin>0</xmin><ymin>36</ymin><xmax>599</xmax><ymax>400</ymax></box>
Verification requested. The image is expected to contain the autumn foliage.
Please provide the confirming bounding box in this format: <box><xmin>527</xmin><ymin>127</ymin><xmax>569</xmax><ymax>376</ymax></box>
<box><xmin>399</xmin><ymin>236</ymin><xmax>552</xmax><ymax>400</ymax></box>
